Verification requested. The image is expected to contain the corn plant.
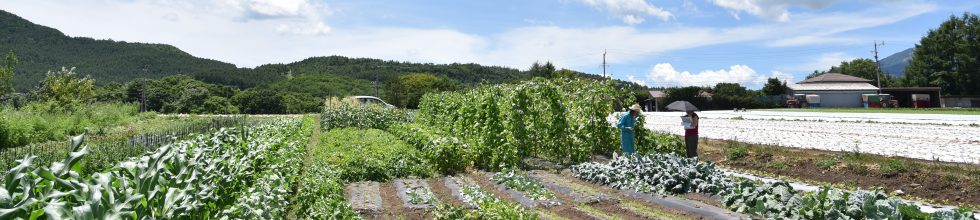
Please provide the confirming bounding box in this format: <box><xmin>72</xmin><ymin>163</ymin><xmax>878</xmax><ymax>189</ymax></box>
<box><xmin>0</xmin><ymin>118</ymin><xmax>314</xmax><ymax>219</ymax></box>
<box><xmin>321</xmin><ymin>97</ymin><xmax>410</xmax><ymax>130</ymax></box>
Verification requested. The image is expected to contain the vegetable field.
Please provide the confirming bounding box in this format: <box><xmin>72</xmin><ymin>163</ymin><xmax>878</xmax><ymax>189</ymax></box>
<box><xmin>1</xmin><ymin>78</ymin><xmax>977</xmax><ymax>219</ymax></box>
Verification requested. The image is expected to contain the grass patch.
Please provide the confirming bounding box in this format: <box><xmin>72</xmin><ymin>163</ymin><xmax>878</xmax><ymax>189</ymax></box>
<box><xmin>815</xmin><ymin>158</ymin><xmax>839</xmax><ymax>170</ymax></box>
<box><xmin>316</xmin><ymin>128</ymin><xmax>433</xmax><ymax>182</ymax></box>
<box><xmin>879</xmin><ymin>158</ymin><xmax>910</xmax><ymax>177</ymax></box>
<box><xmin>762</xmin><ymin>161</ymin><xmax>789</xmax><ymax>171</ymax></box>
<box><xmin>536</xmin><ymin>210</ymin><xmax>569</xmax><ymax>220</ymax></box>
<box><xmin>575</xmin><ymin>204</ymin><xmax>622</xmax><ymax>220</ymax></box>
<box><xmin>620</xmin><ymin>201</ymin><xmax>691</xmax><ymax>220</ymax></box>
<box><xmin>0</xmin><ymin>102</ymin><xmax>154</xmax><ymax>148</ymax></box>
<box><xmin>844</xmin><ymin>162</ymin><xmax>870</xmax><ymax>175</ymax></box>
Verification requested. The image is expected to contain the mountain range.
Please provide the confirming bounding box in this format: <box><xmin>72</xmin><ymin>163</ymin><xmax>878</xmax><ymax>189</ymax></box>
<box><xmin>1</xmin><ymin>10</ymin><xmax>648</xmax><ymax>96</ymax></box>
<box><xmin>879</xmin><ymin>48</ymin><xmax>913</xmax><ymax>77</ymax></box>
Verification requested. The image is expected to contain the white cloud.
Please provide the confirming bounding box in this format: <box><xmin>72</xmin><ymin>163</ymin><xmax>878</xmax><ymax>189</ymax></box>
<box><xmin>627</xmin><ymin>75</ymin><xmax>647</xmax><ymax>86</ymax></box>
<box><xmin>0</xmin><ymin>0</ymin><xmax>935</xmax><ymax>73</ymax></box>
<box><xmin>770</xmin><ymin>70</ymin><xmax>795</xmax><ymax>83</ymax></box>
<box><xmin>581</xmin><ymin>0</ymin><xmax>673</xmax><ymax>24</ymax></box>
<box><xmin>222</xmin><ymin>0</ymin><xmax>320</xmax><ymax>19</ymax></box>
<box><xmin>800</xmin><ymin>52</ymin><xmax>856</xmax><ymax>72</ymax></box>
<box><xmin>645</xmin><ymin>63</ymin><xmax>789</xmax><ymax>87</ymax></box>
<box><xmin>710</xmin><ymin>0</ymin><xmax>837</xmax><ymax>22</ymax></box>
<box><xmin>220</xmin><ymin>0</ymin><xmax>332</xmax><ymax>35</ymax></box>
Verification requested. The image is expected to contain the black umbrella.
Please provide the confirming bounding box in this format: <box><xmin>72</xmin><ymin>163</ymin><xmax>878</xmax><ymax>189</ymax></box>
<box><xmin>666</xmin><ymin>101</ymin><xmax>699</xmax><ymax>112</ymax></box>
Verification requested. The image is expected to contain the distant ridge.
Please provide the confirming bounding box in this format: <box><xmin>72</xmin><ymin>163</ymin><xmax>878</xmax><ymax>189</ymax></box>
<box><xmin>879</xmin><ymin>48</ymin><xmax>913</xmax><ymax>77</ymax></box>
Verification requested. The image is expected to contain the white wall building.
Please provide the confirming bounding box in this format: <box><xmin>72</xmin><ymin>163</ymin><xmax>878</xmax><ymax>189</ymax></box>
<box><xmin>787</xmin><ymin>73</ymin><xmax>879</xmax><ymax>108</ymax></box>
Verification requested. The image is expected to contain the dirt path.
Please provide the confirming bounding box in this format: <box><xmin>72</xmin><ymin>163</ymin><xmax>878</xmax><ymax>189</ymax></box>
<box><xmin>285</xmin><ymin>116</ymin><xmax>321</xmax><ymax>219</ymax></box>
<box><xmin>371</xmin><ymin>181</ymin><xmax>429</xmax><ymax>220</ymax></box>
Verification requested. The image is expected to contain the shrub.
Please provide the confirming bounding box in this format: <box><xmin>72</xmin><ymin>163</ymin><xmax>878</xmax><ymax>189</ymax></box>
<box><xmin>727</xmin><ymin>146</ymin><xmax>749</xmax><ymax>161</ymax></box>
<box><xmin>389</xmin><ymin>123</ymin><xmax>469</xmax><ymax>174</ymax></box>
<box><xmin>879</xmin><ymin>158</ymin><xmax>909</xmax><ymax>177</ymax></box>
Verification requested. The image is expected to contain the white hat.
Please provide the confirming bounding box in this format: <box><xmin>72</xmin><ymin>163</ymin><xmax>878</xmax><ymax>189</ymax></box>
<box><xmin>629</xmin><ymin>104</ymin><xmax>642</xmax><ymax>112</ymax></box>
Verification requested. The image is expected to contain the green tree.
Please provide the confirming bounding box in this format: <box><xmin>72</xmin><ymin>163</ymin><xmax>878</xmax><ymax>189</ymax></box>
<box><xmin>760</xmin><ymin>78</ymin><xmax>788</xmax><ymax>96</ymax></box>
<box><xmin>94</xmin><ymin>82</ymin><xmax>126</xmax><ymax>102</ymax></box>
<box><xmin>384</xmin><ymin>73</ymin><xmax>459</xmax><ymax>108</ymax></box>
<box><xmin>904</xmin><ymin>12</ymin><xmax>980</xmax><ymax>95</ymax></box>
<box><xmin>198</xmin><ymin>96</ymin><xmax>238</xmax><ymax>114</ymax></box>
<box><xmin>38</xmin><ymin>67</ymin><xmax>96</xmax><ymax>112</ymax></box>
<box><xmin>713</xmin><ymin>83</ymin><xmax>749</xmax><ymax>97</ymax></box>
<box><xmin>662</xmin><ymin>86</ymin><xmax>709</xmax><ymax>110</ymax></box>
<box><xmin>233</xmin><ymin>88</ymin><xmax>284</xmax><ymax>114</ymax></box>
<box><xmin>529</xmin><ymin>61</ymin><xmax>556</xmax><ymax>78</ymax></box>
<box><xmin>553</xmin><ymin>69</ymin><xmax>581</xmax><ymax>79</ymax></box>
<box><xmin>281</xmin><ymin>92</ymin><xmax>322</xmax><ymax>114</ymax></box>
<box><xmin>0</xmin><ymin>50</ymin><xmax>16</xmax><ymax>97</ymax></box>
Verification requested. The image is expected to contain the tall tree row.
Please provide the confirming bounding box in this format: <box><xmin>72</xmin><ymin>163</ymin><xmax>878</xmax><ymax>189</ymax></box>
<box><xmin>904</xmin><ymin>13</ymin><xmax>980</xmax><ymax>95</ymax></box>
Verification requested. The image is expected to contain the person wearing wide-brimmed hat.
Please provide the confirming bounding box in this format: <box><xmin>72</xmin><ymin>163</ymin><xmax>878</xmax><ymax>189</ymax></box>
<box><xmin>617</xmin><ymin>104</ymin><xmax>642</xmax><ymax>155</ymax></box>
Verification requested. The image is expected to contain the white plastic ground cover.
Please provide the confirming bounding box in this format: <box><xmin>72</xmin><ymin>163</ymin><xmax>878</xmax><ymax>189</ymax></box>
<box><xmin>684</xmin><ymin>110</ymin><xmax>980</xmax><ymax>125</ymax></box>
<box><xmin>345</xmin><ymin>181</ymin><xmax>383</xmax><ymax>213</ymax></box>
<box><xmin>394</xmin><ymin>179</ymin><xmax>439</xmax><ymax>209</ymax></box>
<box><xmin>444</xmin><ymin>176</ymin><xmax>481</xmax><ymax>209</ymax></box>
<box><xmin>641</xmin><ymin>111</ymin><xmax>980</xmax><ymax>164</ymax></box>
<box><xmin>721</xmin><ymin>169</ymin><xmax>980</xmax><ymax>219</ymax></box>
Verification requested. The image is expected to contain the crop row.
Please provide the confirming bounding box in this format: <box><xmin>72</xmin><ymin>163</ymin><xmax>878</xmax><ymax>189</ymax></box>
<box><xmin>0</xmin><ymin>116</ymin><xmax>262</xmax><ymax>173</ymax></box>
<box><xmin>416</xmin><ymin>78</ymin><xmax>623</xmax><ymax>170</ymax></box>
<box><xmin>0</xmin><ymin>117</ymin><xmax>309</xmax><ymax>219</ymax></box>
<box><xmin>572</xmin><ymin>153</ymin><xmax>977</xmax><ymax>219</ymax></box>
<box><xmin>434</xmin><ymin>176</ymin><xmax>538</xmax><ymax>220</ymax></box>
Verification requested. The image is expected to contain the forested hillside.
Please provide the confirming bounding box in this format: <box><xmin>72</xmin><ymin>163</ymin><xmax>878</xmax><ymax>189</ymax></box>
<box><xmin>0</xmin><ymin>9</ymin><xmax>529</xmax><ymax>92</ymax></box>
<box><xmin>0</xmin><ymin>9</ymin><xmax>647</xmax><ymax>113</ymax></box>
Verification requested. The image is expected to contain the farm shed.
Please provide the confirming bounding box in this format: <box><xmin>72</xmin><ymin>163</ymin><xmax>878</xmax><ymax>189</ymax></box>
<box><xmin>787</xmin><ymin>73</ymin><xmax>879</xmax><ymax>108</ymax></box>
<box><xmin>880</xmin><ymin>87</ymin><xmax>942</xmax><ymax>108</ymax></box>
<box><xmin>645</xmin><ymin>90</ymin><xmax>666</xmax><ymax>112</ymax></box>
<box><xmin>942</xmin><ymin>96</ymin><xmax>980</xmax><ymax>108</ymax></box>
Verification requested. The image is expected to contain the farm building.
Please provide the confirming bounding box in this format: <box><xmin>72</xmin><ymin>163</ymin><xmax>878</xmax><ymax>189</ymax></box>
<box><xmin>786</xmin><ymin>73</ymin><xmax>879</xmax><ymax>108</ymax></box>
<box><xmin>942</xmin><ymin>95</ymin><xmax>980</xmax><ymax>108</ymax></box>
<box><xmin>644</xmin><ymin>90</ymin><xmax>667</xmax><ymax>112</ymax></box>
<box><xmin>880</xmin><ymin>87</ymin><xmax>942</xmax><ymax>108</ymax></box>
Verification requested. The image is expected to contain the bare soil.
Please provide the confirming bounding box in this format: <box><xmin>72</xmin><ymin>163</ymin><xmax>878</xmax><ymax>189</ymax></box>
<box><xmin>699</xmin><ymin>138</ymin><xmax>980</xmax><ymax>208</ymax></box>
<box><xmin>428</xmin><ymin>178</ymin><xmax>464</xmax><ymax>207</ymax></box>
<box><xmin>368</xmin><ymin>181</ymin><xmax>430</xmax><ymax>220</ymax></box>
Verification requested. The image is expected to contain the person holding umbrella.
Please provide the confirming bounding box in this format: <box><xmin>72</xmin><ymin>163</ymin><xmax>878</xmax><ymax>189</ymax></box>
<box><xmin>683</xmin><ymin>110</ymin><xmax>699</xmax><ymax>158</ymax></box>
<box><xmin>617</xmin><ymin>104</ymin><xmax>642</xmax><ymax>155</ymax></box>
<box><xmin>666</xmin><ymin>101</ymin><xmax>699</xmax><ymax>158</ymax></box>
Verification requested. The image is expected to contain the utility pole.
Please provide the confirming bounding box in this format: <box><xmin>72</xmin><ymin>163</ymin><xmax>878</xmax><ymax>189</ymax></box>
<box><xmin>602</xmin><ymin>49</ymin><xmax>608</xmax><ymax>78</ymax></box>
<box><xmin>873</xmin><ymin>41</ymin><xmax>885</xmax><ymax>94</ymax></box>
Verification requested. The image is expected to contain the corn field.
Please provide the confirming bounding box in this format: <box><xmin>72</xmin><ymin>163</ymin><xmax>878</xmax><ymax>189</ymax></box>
<box><xmin>0</xmin><ymin>116</ymin><xmax>262</xmax><ymax>173</ymax></box>
<box><xmin>0</xmin><ymin>117</ymin><xmax>311</xmax><ymax>219</ymax></box>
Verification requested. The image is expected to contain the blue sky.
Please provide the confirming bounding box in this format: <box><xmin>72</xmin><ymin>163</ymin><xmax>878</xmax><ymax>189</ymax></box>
<box><xmin>2</xmin><ymin>0</ymin><xmax>978</xmax><ymax>88</ymax></box>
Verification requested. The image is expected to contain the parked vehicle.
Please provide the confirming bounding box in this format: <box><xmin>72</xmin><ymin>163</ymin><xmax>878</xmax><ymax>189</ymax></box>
<box><xmin>352</xmin><ymin>96</ymin><xmax>396</xmax><ymax>108</ymax></box>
